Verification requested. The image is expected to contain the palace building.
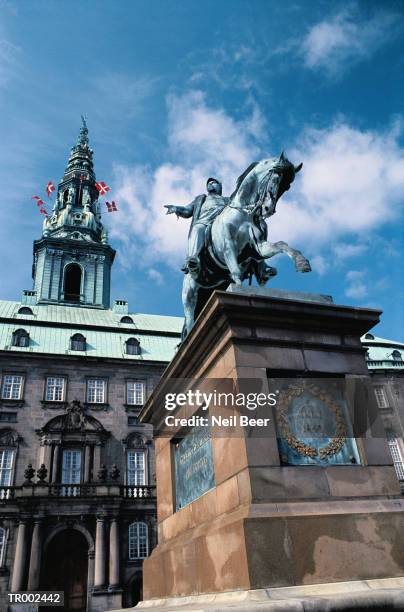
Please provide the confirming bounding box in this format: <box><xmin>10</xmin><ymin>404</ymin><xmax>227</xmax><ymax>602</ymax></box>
<box><xmin>0</xmin><ymin>120</ymin><xmax>182</xmax><ymax>612</ymax></box>
<box><xmin>363</xmin><ymin>333</ymin><xmax>404</xmax><ymax>491</ymax></box>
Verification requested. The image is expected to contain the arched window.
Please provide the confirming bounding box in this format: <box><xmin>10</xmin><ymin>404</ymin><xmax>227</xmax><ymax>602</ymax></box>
<box><xmin>70</xmin><ymin>333</ymin><xmax>86</xmax><ymax>352</ymax></box>
<box><xmin>63</xmin><ymin>190</ymin><xmax>69</xmax><ymax>204</ymax></box>
<box><xmin>17</xmin><ymin>307</ymin><xmax>33</xmax><ymax>316</ymax></box>
<box><xmin>126</xmin><ymin>338</ymin><xmax>141</xmax><ymax>356</ymax></box>
<box><xmin>64</xmin><ymin>264</ymin><xmax>82</xmax><ymax>302</ymax></box>
<box><xmin>120</xmin><ymin>316</ymin><xmax>134</xmax><ymax>325</ymax></box>
<box><xmin>392</xmin><ymin>350</ymin><xmax>402</xmax><ymax>361</ymax></box>
<box><xmin>0</xmin><ymin>527</ymin><xmax>7</xmax><ymax>566</ymax></box>
<box><xmin>128</xmin><ymin>522</ymin><xmax>148</xmax><ymax>559</ymax></box>
<box><xmin>12</xmin><ymin>329</ymin><xmax>29</xmax><ymax>348</ymax></box>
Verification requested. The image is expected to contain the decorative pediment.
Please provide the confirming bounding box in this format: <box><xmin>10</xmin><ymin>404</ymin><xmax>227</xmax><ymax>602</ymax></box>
<box><xmin>0</xmin><ymin>428</ymin><xmax>23</xmax><ymax>447</ymax></box>
<box><xmin>123</xmin><ymin>432</ymin><xmax>149</xmax><ymax>449</ymax></box>
<box><xmin>37</xmin><ymin>400</ymin><xmax>107</xmax><ymax>436</ymax></box>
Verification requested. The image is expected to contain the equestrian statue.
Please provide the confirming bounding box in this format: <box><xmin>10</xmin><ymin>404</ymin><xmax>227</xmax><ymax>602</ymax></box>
<box><xmin>165</xmin><ymin>153</ymin><xmax>311</xmax><ymax>341</ymax></box>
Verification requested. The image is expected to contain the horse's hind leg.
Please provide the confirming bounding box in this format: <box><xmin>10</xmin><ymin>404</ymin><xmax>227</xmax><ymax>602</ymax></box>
<box><xmin>258</xmin><ymin>240</ymin><xmax>311</xmax><ymax>273</ymax></box>
<box><xmin>182</xmin><ymin>275</ymin><xmax>199</xmax><ymax>339</ymax></box>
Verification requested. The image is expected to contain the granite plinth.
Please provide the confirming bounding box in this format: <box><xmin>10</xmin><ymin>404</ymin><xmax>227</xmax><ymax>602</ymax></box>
<box><xmin>134</xmin><ymin>289</ymin><xmax>403</xmax><ymax>606</ymax></box>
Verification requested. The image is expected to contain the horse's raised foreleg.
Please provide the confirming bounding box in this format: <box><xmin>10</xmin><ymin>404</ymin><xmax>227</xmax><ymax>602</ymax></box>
<box><xmin>257</xmin><ymin>240</ymin><xmax>311</xmax><ymax>273</ymax></box>
<box><xmin>182</xmin><ymin>275</ymin><xmax>199</xmax><ymax>340</ymax></box>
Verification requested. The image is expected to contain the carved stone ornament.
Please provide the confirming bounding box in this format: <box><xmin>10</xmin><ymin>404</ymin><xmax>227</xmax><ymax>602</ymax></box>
<box><xmin>0</xmin><ymin>428</ymin><xmax>23</xmax><ymax>448</ymax></box>
<box><xmin>276</xmin><ymin>384</ymin><xmax>347</xmax><ymax>459</ymax></box>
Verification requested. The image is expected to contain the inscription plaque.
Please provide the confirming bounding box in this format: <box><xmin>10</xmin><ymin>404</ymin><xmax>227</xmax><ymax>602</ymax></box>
<box><xmin>174</xmin><ymin>424</ymin><xmax>215</xmax><ymax>511</ymax></box>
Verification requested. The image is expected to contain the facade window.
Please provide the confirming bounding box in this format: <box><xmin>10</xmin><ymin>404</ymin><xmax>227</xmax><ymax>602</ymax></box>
<box><xmin>127</xmin><ymin>450</ymin><xmax>146</xmax><ymax>485</ymax></box>
<box><xmin>392</xmin><ymin>350</ymin><xmax>402</xmax><ymax>361</ymax></box>
<box><xmin>61</xmin><ymin>449</ymin><xmax>82</xmax><ymax>484</ymax></box>
<box><xmin>0</xmin><ymin>527</ymin><xmax>6</xmax><ymax>566</ymax></box>
<box><xmin>87</xmin><ymin>379</ymin><xmax>106</xmax><ymax>404</ymax></box>
<box><xmin>1</xmin><ymin>375</ymin><xmax>24</xmax><ymax>400</ymax></box>
<box><xmin>127</xmin><ymin>381</ymin><xmax>145</xmax><ymax>406</ymax></box>
<box><xmin>387</xmin><ymin>435</ymin><xmax>404</xmax><ymax>481</ymax></box>
<box><xmin>12</xmin><ymin>329</ymin><xmax>29</xmax><ymax>348</ymax></box>
<box><xmin>0</xmin><ymin>449</ymin><xmax>14</xmax><ymax>486</ymax></box>
<box><xmin>126</xmin><ymin>338</ymin><xmax>141</xmax><ymax>356</ymax></box>
<box><xmin>0</xmin><ymin>413</ymin><xmax>17</xmax><ymax>423</ymax></box>
<box><xmin>45</xmin><ymin>377</ymin><xmax>66</xmax><ymax>402</ymax></box>
<box><xmin>128</xmin><ymin>522</ymin><xmax>148</xmax><ymax>560</ymax></box>
<box><xmin>374</xmin><ymin>386</ymin><xmax>389</xmax><ymax>409</ymax></box>
<box><xmin>70</xmin><ymin>333</ymin><xmax>86</xmax><ymax>351</ymax></box>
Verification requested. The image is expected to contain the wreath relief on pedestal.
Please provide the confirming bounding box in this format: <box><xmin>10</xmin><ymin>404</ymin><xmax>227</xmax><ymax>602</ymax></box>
<box><xmin>276</xmin><ymin>384</ymin><xmax>347</xmax><ymax>459</ymax></box>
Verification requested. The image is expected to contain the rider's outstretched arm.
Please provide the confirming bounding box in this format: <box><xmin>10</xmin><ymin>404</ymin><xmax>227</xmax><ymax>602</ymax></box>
<box><xmin>165</xmin><ymin>198</ymin><xmax>197</xmax><ymax>218</ymax></box>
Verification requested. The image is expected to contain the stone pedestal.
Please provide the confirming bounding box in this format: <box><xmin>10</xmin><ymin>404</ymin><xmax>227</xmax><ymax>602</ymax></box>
<box><xmin>127</xmin><ymin>288</ymin><xmax>404</xmax><ymax>610</ymax></box>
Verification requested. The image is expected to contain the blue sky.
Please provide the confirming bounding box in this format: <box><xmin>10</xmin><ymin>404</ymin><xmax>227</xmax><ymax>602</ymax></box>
<box><xmin>0</xmin><ymin>0</ymin><xmax>403</xmax><ymax>340</ymax></box>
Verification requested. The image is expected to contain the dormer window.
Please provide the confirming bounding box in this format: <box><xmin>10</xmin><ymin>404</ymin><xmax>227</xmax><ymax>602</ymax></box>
<box><xmin>12</xmin><ymin>329</ymin><xmax>29</xmax><ymax>348</ymax></box>
<box><xmin>364</xmin><ymin>333</ymin><xmax>374</xmax><ymax>340</ymax></box>
<box><xmin>120</xmin><ymin>316</ymin><xmax>134</xmax><ymax>325</ymax></box>
<box><xmin>126</xmin><ymin>338</ymin><xmax>141</xmax><ymax>356</ymax></box>
<box><xmin>70</xmin><ymin>333</ymin><xmax>86</xmax><ymax>352</ymax></box>
<box><xmin>17</xmin><ymin>307</ymin><xmax>33</xmax><ymax>316</ymax></box>
<box><xmin>392</xmin><ymin>350</ymin><xmax>402</xmax><ymax>361</ymax></box>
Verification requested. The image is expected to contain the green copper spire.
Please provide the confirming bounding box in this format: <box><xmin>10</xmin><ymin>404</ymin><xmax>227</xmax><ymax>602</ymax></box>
<box><xmin>42</xmin><ymin>117</ymin><xmax>107</xmax><ymax>244</ymax></box>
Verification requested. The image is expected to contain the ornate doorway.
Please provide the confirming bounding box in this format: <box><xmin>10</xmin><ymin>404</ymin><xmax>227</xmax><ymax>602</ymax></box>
<box><xmin>41</xmin><ymin>529</ymin><xmax>88</xmax><ymax>611</ymax></box>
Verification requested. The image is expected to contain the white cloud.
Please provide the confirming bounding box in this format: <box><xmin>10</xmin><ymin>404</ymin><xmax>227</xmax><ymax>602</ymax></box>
<box><xmin>148</xmin><ymin>269</ymin><xmax>164</xmax><ymax>285</ymax></box>
<box><xmin>269</xmin><ymin>120</ymin><xmax>404</xmax><ymax>253</ymax></box>
<box><xmin>301</xmin><ymin>10</ymin><xmax>400</xmax><ymax>75</ymax></box>
<box><xmin>345</xmin><ymin>270</ymin><xmax>368</xmax><ymax>300</ymax></box>
<box><xmin>310</xmin><ymin>254</ymin><xmax>329</xmax><ymax>276</ymax></box>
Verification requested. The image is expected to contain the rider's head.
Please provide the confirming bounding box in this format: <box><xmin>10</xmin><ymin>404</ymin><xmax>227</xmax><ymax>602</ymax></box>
<box><xmin>206</xmin><ymin>178</ymin><xmax>222</xmax><ymax>195</ymax></box>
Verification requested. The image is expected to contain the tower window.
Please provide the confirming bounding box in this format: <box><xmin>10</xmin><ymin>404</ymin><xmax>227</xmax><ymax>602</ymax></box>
<box><xmin>64</xmin><ymin>264</ymin><xmax>82</xmax><ymax>302</ymax></box>
<box><xmin>70</xmin><ymin>333</ymin><xmax>86</xmax><ymax>352</ymax></box>
<box><xmin>11</xmin><ymin>329</ymin><xmax>30</xmax><ymax>348</ymax></box>
<box><xmin>126</xmin><ymin>338</ymin><xmax>141</xmax><ymax>356</ymax></box>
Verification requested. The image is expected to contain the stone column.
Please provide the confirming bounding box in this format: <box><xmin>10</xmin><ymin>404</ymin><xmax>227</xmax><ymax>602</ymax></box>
<box><xmin>84</xmin><ymin>445</ymin><xmax>91</xmax><ymax>483</ymax></box>
<box><xmin>11</xmin><ymin>520</ymin><xmax>29</xmax><ymax>592</ymax></box>
<box><xmin>27</xmin><ymin>519</ymin><xmax>43</xmax><ymax>590</ymax></box>
<box><xmin>109</xmin><ymin>518</ymin><xmax>120</xmax><ymax>589</ymax></box>
<box><xmin>94</xmin><ymin>516</ymin><xmax>107</xmax><ymax>588</ymax></box>
<box><xmin>51</xmin><ymin>444</ymin><xmax>60</xmax><ymax>483</ymax></box>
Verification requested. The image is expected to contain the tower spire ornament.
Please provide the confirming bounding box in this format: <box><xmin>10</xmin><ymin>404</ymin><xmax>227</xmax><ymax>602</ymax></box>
<box><xmin>78</xmin><ymin>114</ymin><xmax>89</xmax><ymax>146</ymax></box>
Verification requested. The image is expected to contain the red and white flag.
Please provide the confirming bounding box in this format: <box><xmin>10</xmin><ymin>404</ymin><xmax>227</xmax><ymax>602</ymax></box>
<box><xmin>106</xmin><ymin>201</ymin><xmax>118</xmax><ymax>212</ymax></box>
<box><xmin>36</xmin><ymin>199</ymin><xmax>45</xmax><ymax>207</ymax></box>
<box><xmin>46</xmin><ymin>181</ymin><xmax>55</xmax><ymax>197</ymax></box>
<box><xmin>95</xmin><ymin>181</ymin><xmax>110</xmax><ymax>196</ymax></box>
<box><xmin>32</xmin><ymin>195</ymin><xmax>41</xmax><ymax>200</ymax></box>
<box><xmin>39</xmin><ymin>207</ymin><xmax>48</xmax><ymax>216</ymax></box>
